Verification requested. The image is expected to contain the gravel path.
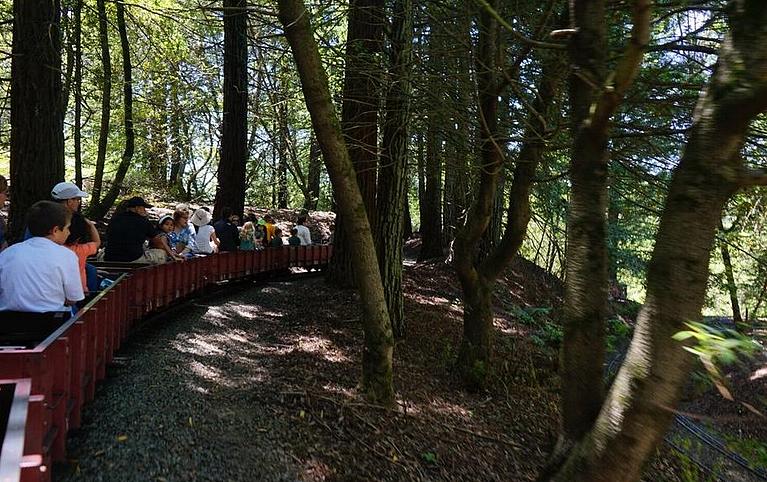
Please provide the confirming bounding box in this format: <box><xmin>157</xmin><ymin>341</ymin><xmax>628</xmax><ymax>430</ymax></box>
<box><xmin>58</xmin><ymin>279</ymin><xmax>320</xmax><ymax>482</ymax></box>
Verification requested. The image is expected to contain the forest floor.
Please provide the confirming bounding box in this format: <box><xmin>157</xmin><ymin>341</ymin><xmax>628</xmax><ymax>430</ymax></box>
<box><xmin>59</xmin><ymin>256</ymin><xmax>705</xmax><ymax>481</ymax></box>
<box><xmin>56</xmin><ymin>208</ymin><xmax>765</xmax><ymax>481</ymax></box>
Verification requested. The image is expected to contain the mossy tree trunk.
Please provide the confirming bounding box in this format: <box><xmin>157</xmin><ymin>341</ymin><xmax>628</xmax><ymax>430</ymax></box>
<box><xmin>453</xmin><ymin>2</ymin><xmax>566</xmax><ymax>390</ymax></box>
<box><xmin>546</xmin><ymin>1</ymin><xmax>767</xmax><ymax>480</ymax></box>
<box><xmin>278</xmin><ymin>0</ymin><xmax>395</xmax><ymax>404</ymax></box>
<box><xmin>327</xmin><ymin>0</ymin><xmax>384</xmax><ymax>287</ymax></box>
<box><xmin>558</xmin><ymin>0</ymin><xmax>650</xmax><ymax>450</ymax></box>
<box><xmin>375</xmin><ymin>0</ymin><xmax>413</xmax><ymax>339</ymax></box>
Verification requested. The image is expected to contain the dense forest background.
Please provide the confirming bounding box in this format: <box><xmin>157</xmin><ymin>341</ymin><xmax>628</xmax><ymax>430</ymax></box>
<box><xmin>2</xmin><ymin>1</ymin><xmax>767</xmax><ymax>478</ymax></box>
<box><xmin>0</xmin><ymin>0</ymin><xmax>764</xmax><ymax>319</ymax></box>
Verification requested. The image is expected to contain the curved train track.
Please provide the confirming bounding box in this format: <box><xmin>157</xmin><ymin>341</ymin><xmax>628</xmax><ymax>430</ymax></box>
<box><xmin>0</xmin><ymin>245</ymin><xmax>332</xmax><ymax>482</ymax></box>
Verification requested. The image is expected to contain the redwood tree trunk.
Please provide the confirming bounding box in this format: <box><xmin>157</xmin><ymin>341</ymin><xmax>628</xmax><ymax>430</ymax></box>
<box><xmin>91</xmin><ymin>0</ymin><xmax>111</xmax><ymax>205</ymax></box>
<box><xmin>73</xmin><ymin>0</ymin><xmax>83</xmax><ymax>188</ymax></box>
<box><xmin>376</xmin><ymin>0</ymin><xmax>413</xmax><ymax>339</ymax></box>
<box><xmin>278</xmin><ymin>0</ymin><xmax>394</xmax><ymax>404</ymax></box>
<box><xmin>305</xmin><ymin>136</ymin><xmax>322</xmax><ymax>210</ymax></box>
<box><xmin>214</xmin><ymin>0</ymin><xmax>248</xmax><ymax>219</ymax></box>
<box><xmin>719</xmin><ymin>236</ymin><xmax>743</xmax><ymax>325</ymax></box>
<box><xmin>9</xmin><ymin>0</ymin><xmax>64</xmax><ymax>241</ymax></box>
<box><xmin>548</xmin><ymin>2</ymin><xmax>767</xmax><ymax>480</ymax></box>
<box><xmin>327</xmin><ymin>0</ymin><xmax>384</xmax><ymax>287</ymax></box>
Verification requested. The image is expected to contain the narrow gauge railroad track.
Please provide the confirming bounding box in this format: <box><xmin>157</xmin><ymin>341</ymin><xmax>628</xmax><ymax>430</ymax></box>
<box><xmin>606</xmin><ymin>347</ymin><xmax>767</xmax><ymax>481</ymax></box>
<box><xmin>0</xmin><ymin>245</ymin><xmax>332</xmax><ymax>482</ymax></box>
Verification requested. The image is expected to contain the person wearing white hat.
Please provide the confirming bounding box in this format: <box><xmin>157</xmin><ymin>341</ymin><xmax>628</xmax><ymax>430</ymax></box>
<box><xmin>51</xmin><ymin>181</ymin><xmax>88</xmax><ymax>215</ymax></box>
<box><xmin>191</xmin><ymin>208</ymin><xmax>219</xmax><ymax>254</ymax></box>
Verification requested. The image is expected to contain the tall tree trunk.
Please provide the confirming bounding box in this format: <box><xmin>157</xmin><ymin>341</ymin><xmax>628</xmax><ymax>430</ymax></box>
<box><xmin>549</xmin><ymin>4</ymin><xmax>767</xmax><ymax>479</ymax></box>
<box><xmin>73</xmin><ymin>0</ymin><xmax>82</xmax><ymax>187</ymax></box>
<box><xmin>277</xmin><ymin>100</ymin><xmax>289</xmax><ymax>208</ymax></box>
<box><xmin>419</xmin><ymin>115</ymin><xmax>443</xmax><ymax>260</ymax></box>
<box><xmin>214</xmin><ymin>0</ymin><xmax>248</xmax><ymax>219</ymax></box>
<box><xmin>559</xmin><ymin>0</ymin><xmax>649</xmax><ymax>448</ymax></box>
<box><xmin>9</xmin><ymin>0</ymin><xmax>64</xmax><ymax>241</ymax></box>
<box><xmin>453</xmin><ymin>10</ymin><xmax>566</xmax><ymax>389</ymax></box>
<box><xmin>719</xmin><ymin>234</ymin><xmax>743</xmax><ymax>325</ymax></box>
<box><xmin>278</xmin><ymin>0</ymin><xmax>395</xmax><ymax>404</ymax></box>
<box><xmin>305</xmin><ymin>135</ymin><xmax>322</xmax><ymax>209</ymax></box>
<box><xmin>376</xmin><ymin>0</ymin><xmax>413</xmax><ymax>339</ymax></box>
<box><xmin>87</xmin><ymin>0</ymin><xmax>134</xmax><ymax>220</ymax></box>
<box><xmin>403</xmin><ymin>193</ymin><xmax>412</xmax><ymax>239</ymax></box>
<box><xmin>91</xmin><ymin>0</ymin><xmax>111</xmax><ymax>205</ymax></box>
<box><xmin>61</xmin><ymin>2</ymin><xmax>74</xmax><ymax>114</ymax></box>
<box><xmin>327</xmin><ymin>0</ymin><xmax>384</xmax><ymax>287</ymax></box>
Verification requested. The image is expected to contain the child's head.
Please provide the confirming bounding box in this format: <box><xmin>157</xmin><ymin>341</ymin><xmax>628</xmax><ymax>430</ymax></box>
<box><xmin>65</xmin><ymin>214</ymin><xmax>90</xmax><ymax>245</ymax></box>
<box><xmin>274</xmin><ymin>227</ymin><xmax>282</xmax><ymax>236</ymax></box>
<box><xmin>290</xmin><ymin>228</ymin><xmax>298</xmax><ymax>236</ymax></box>
<box><xmin>157</xmin><ymin>215</ymin><xmax>174</xmax><ymax>233</ymax></box>
<box><xmin>27</xmin><ymin>201</ymin><xmax>71</xmax><ymax>244</ymax></box>
<box><xmin>240</xmin><ymin>221</ymin><xmax>254</xmax><ymax>240</ymax></box>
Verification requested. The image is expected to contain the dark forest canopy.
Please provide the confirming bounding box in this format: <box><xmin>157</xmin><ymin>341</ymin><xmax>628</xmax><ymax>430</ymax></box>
<box><xmin>2</xmin><ymin>0</ymin><xmax>767</xmax><ymax>480</ymax></box>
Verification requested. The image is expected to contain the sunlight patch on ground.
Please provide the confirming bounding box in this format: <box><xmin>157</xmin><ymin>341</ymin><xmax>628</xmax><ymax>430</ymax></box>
<box><xmin>189</xmin><ymin>359</ymin><xmax>226</xmax><ymax>382</ymax></box>
<box><xmin>750</xmin><ymin>365</ymin><xmax>767</xmax><ymax>381</ymax></box>
<box><xmin>411</xmin><ymin>293</ymin><xmax>451</xmax><ymax>307</ymax></box>
<box><xmin>172</xmin><ymin>335</ymin><xmax>226</xmax><ymax>356</ymax></box>
<box><xmin>321</xmin><ymin>383</ymin><xmax>357</xmax><ymax>398</ymax></box>
<box><xmin>493</xmin><ymin>318</ymin><xmax>522</xmax><ymax>335</ymax></box>
<box><xmin>291</xmin><ymin>334</ymin><xmax>350</xmax><ymax>363</ymax></box>
<box><xmin>426</xmin><ymin>396</ymin><xmax>474</xmax><ymax>420</ymax></box>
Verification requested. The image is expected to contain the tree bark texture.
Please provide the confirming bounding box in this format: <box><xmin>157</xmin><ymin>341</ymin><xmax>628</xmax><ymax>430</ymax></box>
<box><xmin>73</xmin><ymin>0</ymin><xmax>83</xmax><ymax>188</ymax></box>
<box><xmin>418</xmin><ymin>114</ymin><xmax>443</xmax><ymax>260</ymax></box>
<box><xmin>88</xmin><ymin>0</ymin><xmax>134</xmax><ymax>220</ymax></box>
<box><xmin>375</xmin><ymin>0</ymin><xmax>413</xmax><ymax>339</ymax></box>
<box><xmin>278</xmin><ymin>0</ymin><xmax>394</xmax><ymax>404</ymax></box>
<box><xmin>214</xmin><ymin>0</ymin><xmax>248</xmax><ymax>219</ymax></box>
<box><xmin>327</xmin><ymin>0</ymin><xmax>384</xmax><ymax>287</ymax></box>
<box><xmin>560</xmin><ymin>0</ymin><xmax>649</xmax><ymax>444</ymax></box>
<box><xmin>719</xmin><ymin>234</ymin><xmax>743</xmax><ymax>324</ymax></box>
<box><xmin>278</xmin><ymin>99</ymin><xmax>289</xmax><ymax>209</ymax></box>
<box><xmin>548</xmin><ymin>2</ymin><xmax>767</xmax><ymax>480</ymax></box>
<box><xmin>91</xmin><ymin>0</ymin><xmax>111</xmax><ymax>206</ymax></box>
<box><xmin>305</xmin><ymin>136</ymin><xmax>322</xmax><ymax>210</ymax></box>
<box><xmin>452</xmin><ymin>1</ymin><xmax>502</xmax><ymax>389</ymax></box>
<box><xmin>9</xmin><ymin>0</ymin><xmax>64</xmax><ymax>241</ymax></box>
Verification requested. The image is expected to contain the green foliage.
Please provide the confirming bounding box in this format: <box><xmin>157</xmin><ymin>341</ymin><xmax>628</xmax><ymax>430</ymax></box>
<box><xmin>724</xmin><ymin>435</ymin><xmax>767</xmax><ymax>470</ymax></box>
<box><xmin>673</xmin><ymin>322</ymin><xmax>760</xmax><ymax>398</ymax></box>
<box><xmin>510</xmin><ymin>305</ymin><xmax>563</xmax><ymax>349</ymax></box>
<box><xmin>673</xmin><ymin>322</ymin><xmax>760</xmax><ymax>366</ymax></box>
<box><xmin>670</xmin><ymin>437</ymin><xmax>723</xmax><ymax>482</ymax></box>
<box><xmin>606</xmin><ymin>316</ymin><xmax>632</xmax><ymax>352</ymax></box>
<box><xmin>420</xmin><ymin>451</ymin><xmax>438</xmax><ymax>465</ymax></box>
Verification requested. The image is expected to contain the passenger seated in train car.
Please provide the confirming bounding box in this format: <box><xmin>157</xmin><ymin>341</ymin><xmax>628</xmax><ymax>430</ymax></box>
<box><xmin>104</xmin><ymin>196</ymin><xmax>158</xmax><ymax>263</ymax></box>
<box><xmin>256</xmin><ymin>218</ymin><xmax>267</xmax><ymax>247</ymax></box>
<box><xmin>269</xmin><ymin>227</ymin><xmax>285</xmax><ymax>247</ymax></box>
<box><xmin>149</xmin><ymin>215</ymin><xmax>185</xmax><ymax>263</ymax></box>
<box><xmin>190</xmin><ymin>208</ymin><xmax>219</xmax><ymax>254</ymax></box>
<box><xmin>213</xmin><ymin>207</ymin><xmax>240</xmax><ymax>252</ymax></box>
<box><xmin>295</xmin><ymin>215</ymin><xmax>312</xmax><ymax>246</ymax></box>
<box><xmin>0</xmin><ymin>175</ymin><xmax>8</xmax><ymax>251</ymax></box>
<box><xmin>263</xmin><ymin>214</ymin><xmax>276</xmax><ymax>244</ymax></box>
<box><xmin>239</xmin><ymin>221</ymin><xmax>258</xmax><ymax>251</ymax></box>
<box><xmin>0</xmin><ymin>201</ymin><xmax>84</xmax><ymax>313</ymax></box>
<box><xmin>65</xmin><ymin>213</ymin><xmax>101</xmax><ymax>293</ymax></box>
<box><xmin>288</xmin><ymin>228</ymin><xmax>301</xmax><ymax>246</ymax></box>
<box><xmin>168</xmin><ymin>207</ymin><xmax>196</xmax><ymax>257</ymax></box>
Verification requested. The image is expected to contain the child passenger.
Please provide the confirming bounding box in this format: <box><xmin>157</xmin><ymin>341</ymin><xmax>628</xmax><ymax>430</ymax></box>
<box><xmin>191</xmin><ymin>208</ymin><xmax>219</xmax><ymax>254</ymax></box>
<box><xmin>65</xmin><ymin>214</ymin><xmax>101</xmax><ymax>293</ymax></box>
<box><xmin>169</xmin><ymin>208</ymin><xmax>196</xmax><ymax>256</ymax></box>
<box><xmin>288</xmin><ymin>228</ymin><xmax>301</xmax><ymax>246</ymax></box>
<box><xmin>148</xmin><ymin>215</ymin><xmax>184</xmax><ymax>263</ymax></box>
<box><xmin>239</xmin><ymin>221</ymin><xmax>258</xmax><ymax>251</ymax></box>
<box><xmin>0</xmin><ymin>201</ymin><xmax>84</xmax><ymax>312</ymax></box>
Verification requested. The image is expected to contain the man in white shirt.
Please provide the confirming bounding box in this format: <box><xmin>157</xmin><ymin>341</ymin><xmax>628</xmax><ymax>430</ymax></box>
<box><xmin>0</xmin><ymin>201</ymin><xmax>84</xmax><ymax>312</ymax></box>
<box><xmin>295</xmin><ymin>216</ymin><xmax>312</xmax><ymax>246</ymax></box>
